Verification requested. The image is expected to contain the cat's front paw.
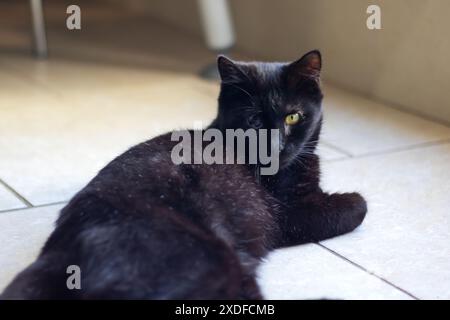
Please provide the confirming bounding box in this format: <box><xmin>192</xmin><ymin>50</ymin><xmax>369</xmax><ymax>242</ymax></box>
<box><xmin>347</xmin><ymin>192</ymin><xmax>367</xmax><ymax>228</ymax></box>
<box><xmin>330</xmin><ymin>192</ymin><xmax>367</xmax><ymax>233</ymax></box>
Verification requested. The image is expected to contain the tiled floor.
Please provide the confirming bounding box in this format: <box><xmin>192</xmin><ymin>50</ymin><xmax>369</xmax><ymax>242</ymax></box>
<box><xmin>0</xmin><ymin>182</ymin><xmax>26</xmax><ymax>212</ymax></box>
<box><xmin>1</xmin><ymin>1</ymin><xmax>449</xmax><ymax>300</ymax></box>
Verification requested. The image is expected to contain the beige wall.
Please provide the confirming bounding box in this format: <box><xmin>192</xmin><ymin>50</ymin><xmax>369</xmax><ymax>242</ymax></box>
<box><xmin>118</xmin><ymin>0</ymin><xmax>450</xmax><ymax>124</ymax></box>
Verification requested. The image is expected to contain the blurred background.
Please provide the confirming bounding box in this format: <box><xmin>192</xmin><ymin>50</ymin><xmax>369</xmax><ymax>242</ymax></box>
<box><xmin>0</xmin><ymin>0</ymin><xmax>449</xmax><ymax>300</ymax></box>
<box><xmin>2</xmin><ymin>0</ymin><xmax>450</xmax><ymax>122</ymax></box>
<box><xmin>113</xmin><ymin>0</ymin><xmax>450</xmax><ymax>123</ymax></box>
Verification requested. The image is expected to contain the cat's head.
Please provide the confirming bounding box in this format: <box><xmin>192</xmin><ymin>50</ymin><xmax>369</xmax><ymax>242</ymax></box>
<box><xmin>215</xmin><ymin>50</ymin><xmax>324</xmax><ymax>170</ymax></box>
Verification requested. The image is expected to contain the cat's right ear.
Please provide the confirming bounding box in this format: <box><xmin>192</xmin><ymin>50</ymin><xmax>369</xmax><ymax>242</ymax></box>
<box><xmin>217</xmin><ymin>55</ymin><xmax>246</xmax><ymax>83</ymax></box>
<box><xmin>286</xmin><ymin>50</ymin><xmax>322</xmax><ymax>85</ymax></box>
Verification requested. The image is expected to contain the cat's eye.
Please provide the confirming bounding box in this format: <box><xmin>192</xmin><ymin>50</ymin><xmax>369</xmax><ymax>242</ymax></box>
<box><xmin>285</xmin><ymin>113</ymin><xmax>301</xmax><ymax>125</ymax></box>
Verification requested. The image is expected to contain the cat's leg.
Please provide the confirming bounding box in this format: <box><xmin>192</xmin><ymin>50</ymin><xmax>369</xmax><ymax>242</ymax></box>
<box><xmin>240</xmin><ymin>275</ymin><xmax>263</xmax><ymax>300</ymax></box>
<box><xmin>279</xmin><ymin>191</ymin><xmax>367</xmax><ymax>247</ymax></box>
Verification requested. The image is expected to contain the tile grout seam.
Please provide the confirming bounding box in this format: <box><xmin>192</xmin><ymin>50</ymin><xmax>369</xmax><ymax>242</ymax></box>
<box><xmin>324</xmin><ymin>80</ymin><xmax>450</xmax><ymax>129</ymax></box>
<box><xmin>0</xmin><ymin>200</ymin><xmax>68</xmax><ymax>215</ymax></box>
<box><xmin>326</xmin><ymin>138</ymin><xmax>450</xmax><ymax>163</ymax></box>
<box><xmin>316</xmin><ymin>243</ymin><xmax>420</xmax><ymax>300</ymax></box>
<box><xmin>320</xmin><ymin>140</ymin><xmax>354</xmax><ymax>158</ymax></box>
<box><xmin>0</xmin><ymin>179</ymin><xmax>33</xmax><ymax>208</ymax></box>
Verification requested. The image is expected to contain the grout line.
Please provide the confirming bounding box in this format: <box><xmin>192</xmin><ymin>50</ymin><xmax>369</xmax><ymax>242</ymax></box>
<box><xmin>322</xmin><ymin>156</ymin><xmax>348</xmax><ymax>163</ymax></box>
<box><xmin>0</xmin><ymin>179</ymin><xmax>33</xmax><ymax>207</ymax></box>
<box><xmin>316</xmin><ymin>243</ymin><xmax>420</xmax><ymax>300</ymax></box>
<box><xmin>324</xmin><ymin>80</ymin><xmax>450</xmax><ymax>129</ymax></box>
<box><xmin>327</xmin><ymin>138</ymin><xmax>450</xmax><ymax>163</ymax></box>
<box><xmin>320</xmin><ymin>140</ymin><xmax>354</xmax><ymax>158</ymax></box>
<box><xmin>0</xmin><ymin>206</ymin><xmax>28</xmax><ymax>214</ymax></box>
<box><xmin>0</xmin><ymin>201</ymin><xmax>68</xmax><ymax>214</ymax></box>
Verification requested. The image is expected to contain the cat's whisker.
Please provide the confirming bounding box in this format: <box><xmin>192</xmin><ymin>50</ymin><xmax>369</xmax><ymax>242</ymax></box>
<box><xmin>234</xmin><ymin>105</ymin><xmax>256</xmax><ymax>113</ymax></box>
<box><xmin>222</xmin><ymin>82</ymin><xmax>255</xmax><ymax>102</ymax></box>
<box><xmin>240</xmin><ymin>236</ymin><xmax>264</xmax><ymax>243</ymax></box>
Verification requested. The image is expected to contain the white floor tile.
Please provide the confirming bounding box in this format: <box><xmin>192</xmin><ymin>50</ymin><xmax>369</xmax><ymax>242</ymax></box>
<box><xmin>320</xmin><ymin>143</ymin><xmax>450</xmax><ymax>299</ymax></box>
<box><xmin>0</xmin><ymin>205</ymin><xmax>62</xmax><ymax>292</ymax></box>
<box><xmin>316</xmin><ymin>143</ymin><xmax>349</xmax><ymax>161</ymax></box>
<box><xmin>322</xmin><ymin>85</ymin><xmax>450</xmax><ymax>156</ymax></box>
<box><xmin>0</xmin><ymin>67</ymin><xmax>217</xmax><ymax>205</ymax></box>
<box><xmin>0</xmin><ymin>183</ymin><xmax>25</xmax><ymax>212</ymax></box>
<box><xmin>258</xmin><ymin>244</ymin><xmax>411</xmax><ymax>300</ymax></box>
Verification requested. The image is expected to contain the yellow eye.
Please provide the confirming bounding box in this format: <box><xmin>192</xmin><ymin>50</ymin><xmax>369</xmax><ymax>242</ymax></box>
<box><xmin>285</xmin><ymin>113</ymin><xmax>301</xmax><ymax>125</ymax></box>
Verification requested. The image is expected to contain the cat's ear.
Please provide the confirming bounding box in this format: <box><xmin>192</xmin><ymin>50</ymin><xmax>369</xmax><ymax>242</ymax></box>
<box><xmin>286</xmin><ymin>50</ymin><xmax>322</xmax><ymax>82</ymax></box>
<box><xmin>217</xmin><ymin>55</ymin><xmax>247</xmax><ymax>83</ymax></box>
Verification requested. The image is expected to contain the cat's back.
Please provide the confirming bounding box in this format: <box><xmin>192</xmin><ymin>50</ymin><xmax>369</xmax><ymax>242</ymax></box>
<box><xmin>53</xmin><ymin>131</ymin><xmax>279</xmax><ymax>254</ymax></box>
<box><xmin>0</xmin><ymin>131</ymin><xmax>278</xmax><ymax>299</ymax></box>
<box><xmin>70</xmin><ymin>131</ymin><xmax>268</xmax><ymax>214</ymax></box>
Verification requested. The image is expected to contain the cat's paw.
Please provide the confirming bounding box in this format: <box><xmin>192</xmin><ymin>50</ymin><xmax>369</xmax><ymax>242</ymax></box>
<box><xmin>340</xmin><ymin>192</ymin><xmax>367</xmax><ymax>230</ymax></box>
<box><xmin>329</xmin><ymin>192</ymin><xmax>367</xmax><ymax>233</ymax></box>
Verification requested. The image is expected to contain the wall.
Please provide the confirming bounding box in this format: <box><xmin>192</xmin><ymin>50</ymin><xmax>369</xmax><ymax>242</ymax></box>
<box><xmin>116</xmin><ymin>0</ymin><xmax>450</xmax><ymax>124</ymax></box>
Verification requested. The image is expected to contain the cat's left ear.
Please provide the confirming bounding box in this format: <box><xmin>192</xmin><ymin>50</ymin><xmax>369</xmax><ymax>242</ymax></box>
<box><xmin>217</xmin><ymin>55</ymin><xmax>247</xmax><ymax>83</ymax></box>
<box><xmin>286</xmin><ymin>50</ymin><xmax>322</xmax><ymax>82</ymax></box>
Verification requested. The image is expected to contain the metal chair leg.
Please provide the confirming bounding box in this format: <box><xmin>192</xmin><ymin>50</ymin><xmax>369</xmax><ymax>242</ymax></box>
<box><xmin>197</xmin><ymin>0</ymin><xmax>235</xmax><ymax>79</ymax></box>
<box><xmin>30</xmin><ymin>0</ymin><xmax>48</xmax><ymax>58</ymax></box>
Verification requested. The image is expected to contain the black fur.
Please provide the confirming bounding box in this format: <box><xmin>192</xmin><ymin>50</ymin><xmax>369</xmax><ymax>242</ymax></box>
<box><xmin>2</xmin><ymin>50</ymin><xmax>366</xmax><ymax>299</ymax></box>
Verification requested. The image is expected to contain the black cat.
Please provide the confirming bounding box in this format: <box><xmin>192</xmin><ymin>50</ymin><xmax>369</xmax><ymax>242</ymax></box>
<box><xmin>2</xmin><ymin>50</ymin><xmax>366</xmax><ymax>299</ymax></box>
